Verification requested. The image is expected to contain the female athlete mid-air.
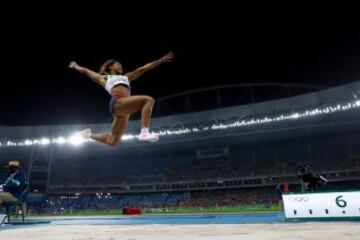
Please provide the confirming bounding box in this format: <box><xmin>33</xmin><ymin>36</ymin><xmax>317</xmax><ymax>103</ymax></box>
<box><xmin>69</xmin><ymin>51</ymin><xmax>174</xmax><ymax>146</ymax></box>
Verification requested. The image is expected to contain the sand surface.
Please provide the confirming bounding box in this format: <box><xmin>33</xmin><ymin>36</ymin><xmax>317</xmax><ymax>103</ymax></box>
<box><xmin>1</xmin><ymin>223</ymin><xmax>360</xmax><ymax>240</ymax></box>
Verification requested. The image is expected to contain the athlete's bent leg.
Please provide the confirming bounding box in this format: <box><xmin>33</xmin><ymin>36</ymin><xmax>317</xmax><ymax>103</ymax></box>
<box><xmin>89</xmin><ymin>116</ymin><xmax>129</xmax><ymax>146</ymax></box>
<box><xmin>114</xmin><ymin>95</ymin><xmax>158</xmax><ymax>142</ymax></box>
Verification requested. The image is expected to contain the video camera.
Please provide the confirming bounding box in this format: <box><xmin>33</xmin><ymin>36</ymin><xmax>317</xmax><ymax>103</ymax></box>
<box><xmin>295</xmin><ymin>164</ymin><xmax>328</xmax><ymax>191</ymax></box>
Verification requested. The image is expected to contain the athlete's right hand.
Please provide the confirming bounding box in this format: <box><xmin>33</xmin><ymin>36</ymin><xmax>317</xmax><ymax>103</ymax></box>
<box><xmin>160</xmin><ymin>51</ymin><xmax>175</xmax><ymax>63</ymax></box>
<box><xmin>69</xmin><ymin>61</ymin><xmax>79</xmax><ymax>69</ymax></box>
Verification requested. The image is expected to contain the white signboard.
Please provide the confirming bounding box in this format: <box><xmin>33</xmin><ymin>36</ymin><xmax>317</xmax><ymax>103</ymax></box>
<box><xmin>283</xmin><ymin>190</ymin><xmax>360</xmax><ymax>220</ymax></box>
<box><xmin>0</xmin><ymin>214</ymin><xmax>7</xmax><ymax>224</ymax></box>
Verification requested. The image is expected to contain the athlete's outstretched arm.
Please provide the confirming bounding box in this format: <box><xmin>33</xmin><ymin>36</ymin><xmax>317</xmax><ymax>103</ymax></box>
<box><xmin>126</xmin><ymin>51</ymin><xmax>174</xmax><ymax>82</ymax></box>
<box><xmin>69</xmin><ymin>61</ymin><xmax>106</xmax><ymax>87</ymax></box>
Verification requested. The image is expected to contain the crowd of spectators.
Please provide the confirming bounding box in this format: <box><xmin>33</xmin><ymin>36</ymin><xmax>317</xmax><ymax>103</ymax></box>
<box><xmin>28</xmin><ymin>188</ymin><xmax>278</xmax><ymax>214</ymax></box>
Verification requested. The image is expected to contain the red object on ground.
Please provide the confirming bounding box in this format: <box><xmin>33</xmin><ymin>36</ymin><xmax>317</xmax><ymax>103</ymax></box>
<box><xmin>122</xmin><ymin>207</ymin><xmax>142</xmax><ymax>215</ymax></box>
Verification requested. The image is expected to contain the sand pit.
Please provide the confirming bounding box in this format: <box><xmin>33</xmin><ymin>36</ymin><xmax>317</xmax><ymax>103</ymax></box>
<box><xmin>1</xmin><ymin>222</ymin><xmax>360</xmax><ymax>240</ymax></box>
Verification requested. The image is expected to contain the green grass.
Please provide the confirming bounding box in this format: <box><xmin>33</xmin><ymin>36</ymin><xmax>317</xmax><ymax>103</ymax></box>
<box><xmin>29</xmin><ymin>205</ymin><xmax>281</xmax><ymax>217</ymax></box>
<box><xmin>29</xmin><ymin>209</ymin><xmax>121</xmax><ymax>217</ymax></box>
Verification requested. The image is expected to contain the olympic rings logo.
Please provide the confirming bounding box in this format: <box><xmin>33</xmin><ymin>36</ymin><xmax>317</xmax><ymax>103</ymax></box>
<box><xmin>288</xmin><ymin>197</ymin><xmax>309</xmax><ymax>203</ymax></box>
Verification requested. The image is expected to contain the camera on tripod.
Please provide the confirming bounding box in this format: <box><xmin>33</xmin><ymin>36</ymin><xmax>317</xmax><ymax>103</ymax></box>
<box><xmin>295</xmin><ymin>164</ymin><xmax>328</xmax><ymax>192</ymax></box>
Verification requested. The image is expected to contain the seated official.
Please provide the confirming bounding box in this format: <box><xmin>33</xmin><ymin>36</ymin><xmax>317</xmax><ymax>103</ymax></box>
<box><xmin>0</xmin><ymin>161</ymin><xmax>27</xmax><ymax>205</ymax></box>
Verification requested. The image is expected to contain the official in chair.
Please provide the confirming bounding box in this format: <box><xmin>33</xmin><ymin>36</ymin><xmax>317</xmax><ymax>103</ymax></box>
<box><xmin>0</xmin><ymin>160</ymin><xmax>27</xmax><ymax>205</ymax></box>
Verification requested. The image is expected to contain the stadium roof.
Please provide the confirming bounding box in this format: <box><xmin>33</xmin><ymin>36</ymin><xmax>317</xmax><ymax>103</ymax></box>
<box><xmin>0</xmin><ymin>81</ymin><xmax>359</xmax><ymax>146</ymax></box>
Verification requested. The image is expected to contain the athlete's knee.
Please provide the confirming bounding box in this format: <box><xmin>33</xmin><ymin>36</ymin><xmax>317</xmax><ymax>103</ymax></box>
<box><xmin>108</xmin><ymin>136</ymin><xmax>121</xmax><ymax>146</ymax></box>
<box><xmin>108</xmin><ymin>139</ymin><xmax>119</xmax><ymax>146</ymax></box>
<box><xmin>145</xmin><ymin>96</ymin><xmax>155</xmax><ymax>106</ymax></box>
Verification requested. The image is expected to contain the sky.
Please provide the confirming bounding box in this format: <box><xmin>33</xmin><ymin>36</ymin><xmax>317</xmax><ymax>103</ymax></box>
<box><xmin>1</xmin><ymin>6</ymin><xmax>359</xmax><ymax>126</ymax></box>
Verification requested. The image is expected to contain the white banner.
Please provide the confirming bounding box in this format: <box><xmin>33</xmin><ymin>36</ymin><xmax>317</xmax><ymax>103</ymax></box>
<box><xmin>283</xmin><ymin>190</ymin><xmax>360</xmax><ymax>219</ymax></box>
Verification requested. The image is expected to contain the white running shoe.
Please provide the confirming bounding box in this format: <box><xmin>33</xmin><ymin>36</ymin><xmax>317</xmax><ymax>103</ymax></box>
<box><xmin>76</xmin><ymin>128</ymin><xmax>92</xmax><ymax>139</ymax></box>
<box><xmin>138</xmin><ymin>128</ymin><xmax>159</xmax><ymax>143</ymax></box>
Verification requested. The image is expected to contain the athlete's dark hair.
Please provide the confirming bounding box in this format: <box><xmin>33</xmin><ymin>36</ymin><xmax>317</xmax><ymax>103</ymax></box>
<box><xmin>99</xmin><ymin>59</ymin><xmax>120</xmax><ymax>75</ymax></box>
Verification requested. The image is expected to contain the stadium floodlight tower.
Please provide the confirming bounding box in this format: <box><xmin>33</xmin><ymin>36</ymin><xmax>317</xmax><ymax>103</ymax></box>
<box><xmin>27</xmin><ymin>140</ymin><xmax>55</xmax><ymax>194</ymax></box>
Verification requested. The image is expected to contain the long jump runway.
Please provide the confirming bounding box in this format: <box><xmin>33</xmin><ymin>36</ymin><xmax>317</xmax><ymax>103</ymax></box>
<box><xmin>1</xmin><ymin>213</ymin><xmax>360</xmax><ymax>240</ymax></box>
